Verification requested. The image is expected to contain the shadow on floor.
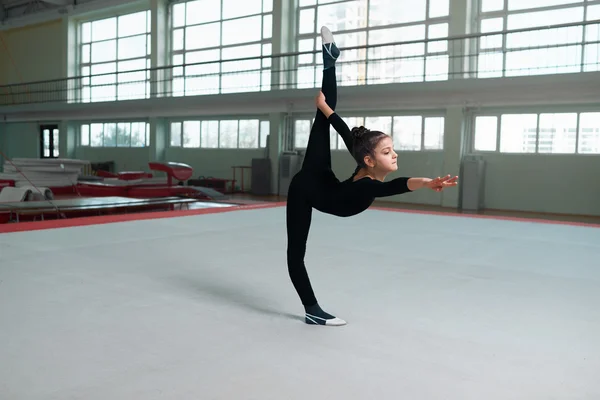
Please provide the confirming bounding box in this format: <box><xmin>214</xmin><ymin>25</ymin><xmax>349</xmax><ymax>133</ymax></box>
<box><xmin>167</xmin><ymin>275</ymin><xmax>303</xmax><ymax>323</ymax></box>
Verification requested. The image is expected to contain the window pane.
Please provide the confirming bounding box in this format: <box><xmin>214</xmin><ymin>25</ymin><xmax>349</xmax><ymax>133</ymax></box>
<box><xmin>91</xmin><ymin>62</ymin><xmax>117</xmax><ymax>85</ymax></box>
<box><xmin>117</xmin><ymin>122</ymin><xmax>131</xmax><ymax>147</ymax></box>
<box><xmin>481</xmin><ymin>0</ymin><xmax>504</xmax><ymax>12</ymax></box>
<box><xmin>428</xmin><ymin>23</ymin><xmax>448</xmax><ymax>53</ymax></box>
<box><xmin>507</xmin><ymin>7</ymin><xmax>583</xmax><ymax>30</ymax></box>
<box><xmin>480</xmin><ymin>18</ymin><xmax>503</xmax><ymax>49</ymax></box>
<box><xmin>221</xmin><ymin>44</ymin><xmax>261</xmax><ymax>71</ymax></box>
<box><xmin>90</xmin><ymin>123</ymin><xmax>103</xmax><ymax>146</ymax></box>
<box><xmin>183</xmin><ymin>121</ymin><xmax>200</xmax><ymax>147</ymax></box>
<box><xmin>118</xmin><ymin>58</ymin><xmax>146</xmax><ymax>72</ymax></box>
<box><xmin>263</xmin><ymin>0</ymin><xmax>273</xmax><ymax>13</ymax></box>
<box><xmin>171</xmin><ymin>122</ymin><xmax>182</xmax><ymax>146</ymax></box>
<box><xmin>578</xmin><ymin>112</ymin><xmax>600</xmax><ymax>154</ymax></box>
<box><xmin>219</xmin><ymin>120</ymin><xmax>238</xmax><ymax>148</ymax></box>
<box><xmin>369</xmin><ymin>0</ymin><xmax>426</xmax><ymax>27</ymax></box>
<box><xmin>81</xmin><ymin>125</ymin><xmax>90</xmax><ymax>146</ymax></box>
<box><xmin>81</xmin><ymin>22</ymin><xmax>91</xmax><ymax>43</ymax></box>
<box><xmin>173</xmin><ymin>2</ymin><xmax>186</xmax><ymax>27</ymax></box>
<box><xmin>424</xmin><ymin>117</ymin><xmax>444</xmax><ymax>150</ymax></box>
<box><xmin>299</xmin><ymin>8</ymin><xmax>315</xmax><ymax>34</ymax></box>
<box><xmin>500</xmin><ymin>114</ymin><xmax>538</xmax><ymax>153</ymax></box>
<box><xmin>118</xmin><ymin>11</ymin><xmax>148</xmax><ymax>37</ymax></box>
<box><xmin>91</xmin><ymin>40</ymin><xmax>116</xmax><ymax>63</ymax></box>
<box><xmin>173</xmin><ymin>29</ymin><xmax>184</xmax><ymax>51</ymax></box>
<box><xmin>538</xmin><ymin>113</ymin><xmax>577</xmax><ymax>154</ymax></box>
<box><xmin>298</xmin><ymin>38</ymin><xmax>315</xmax><ymax>64</ymax></box>
<box><xmin>92</xmin><ymin>17</ymin><xmax>116</xmax><ymax>41</ymax></box>
<box><xmin>103</xmin><ymin>123</ymin><xmax>117</xmax><ymax>146</ymax></box>
<box><xmin>392</xmin><ymin>116</ymin><xmax>421</xmax><ymax>150</ymax></box>
<box><xmin>295</xmin><ymin>120</ymin><xmax>310</xmax><ymax>148</ymax></box>
<box><xmin>201</xmin><ymin>121</ymin><xmax>219</xmax><ymax>148</ymax></box>
<box><xmin>118</xmin><ymin>35</ymin><xmax>147</xmax><ymax>59</ymax></box>
<box><xmin>508</xmin><ymin>0</ymin><xmax>581</xmax><ymax>12</ymax></box>
<box><xmin>429</xmin><ymin>0</ymin><xmax>450</xmax><ymax>18</ymax></box>
<box><xmin>222</xmin><ymin>16</ymin><xmax>262</xmax><ymax>45</ymax></box>
<box><xmin>238</xmin><ymin>119</ymin><xmax>260</xmax><ymax>148</ymax></box>
<box><xmin>223</xmin><ymin>0</ymin><xmax>262</xmax><ymax>19</ymax></box>
<box><xmin>186</xmin><ymin>23</ymin><xmax>221</xmax><ymax>50</ymax></box>
<box><xmin>263</xmin><ymin>14</ymin><xmax>272</xmax><ymax>39</ymax></box>
<box><xmin>131</xmin><ymin>122</ymin><xmax>146</xmax><ymax>147</ymax></box>
<box><xmin>474</xmin><ymin>116</ymin><xmax>497</xmax><ymax>151</ymax></box>
<box><xmin>186</xmin><ymin>0</ymin><xmax>221</xmax><ymax>25</ymax></box>
<box><xmin>366</xmin><ymin>116</ymin><xmax>392</xmax><ymax>134</ymax></box>
<box><xmin>82</xmin><ymin>44</ymin><xmax>91</xmax><ymax>63</ymax></box>
<box><xmin>317</xmin><ymin>1</ymin><xmax>366</xmax><ymax>33</ymax></box>
<box><xmin>368</xmin><ymin>26</ymin><xmax>425</xmax><ymax>83</ymax></box>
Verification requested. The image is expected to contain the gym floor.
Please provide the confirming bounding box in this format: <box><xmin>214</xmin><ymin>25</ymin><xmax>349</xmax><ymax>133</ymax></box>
<box><xmin>1</xmin><ymin>202</ymin><xmax>598</xmax><ymax>399</ymax></box>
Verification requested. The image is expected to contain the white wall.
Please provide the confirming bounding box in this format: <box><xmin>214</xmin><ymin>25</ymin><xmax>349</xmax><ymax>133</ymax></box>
<box><xmin>476</xmin><ymin>153</ymin><xmax>600</xmax><ymax>216</ymax></box>
<box><xmin>1</xmin><ymin>122</ymin><xmax>40</xmax><ymax>161</ymax></box>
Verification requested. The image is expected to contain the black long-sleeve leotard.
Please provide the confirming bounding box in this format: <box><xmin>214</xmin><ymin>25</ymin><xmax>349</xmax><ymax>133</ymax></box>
<box><xmin>297</xmin><ymin>111</ymin><xmax>413</xmax><ymax>218</ymax></box>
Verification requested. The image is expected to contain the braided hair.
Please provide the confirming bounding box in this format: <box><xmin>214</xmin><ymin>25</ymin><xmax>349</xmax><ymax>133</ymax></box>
<box><xmin>350</xmin><ymin>126</ymin><xmax>389</xmax><ymax>168</ymax></box>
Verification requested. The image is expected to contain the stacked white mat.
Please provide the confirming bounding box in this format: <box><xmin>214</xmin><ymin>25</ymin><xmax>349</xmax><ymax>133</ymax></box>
<box><xmin>0</xmin><ymin>186</ymin><xmax>54</xmax><ymax>202</ymax></box>
<box><xmin>0</xmin><ymin>158</ymin><xmax>89</xmax><ymax>188</ymax></box>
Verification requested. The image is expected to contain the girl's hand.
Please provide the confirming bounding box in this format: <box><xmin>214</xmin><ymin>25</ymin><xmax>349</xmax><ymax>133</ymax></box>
<box><xmin>426</xmin><ymin>175</ymin><xmax>458</xmax><ymax>192</ymax></box>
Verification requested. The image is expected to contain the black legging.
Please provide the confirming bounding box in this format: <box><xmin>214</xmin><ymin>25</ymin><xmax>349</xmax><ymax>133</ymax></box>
<box><xmin>286</xmin><ymin>67</ymin><xmax>339</xmax><ymax>307</ymax></box>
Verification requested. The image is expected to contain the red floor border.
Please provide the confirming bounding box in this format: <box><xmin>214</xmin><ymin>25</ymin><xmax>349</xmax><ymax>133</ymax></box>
<box><xmin>0</xmin><ymin>202</ymin><xmax>287</xmax><ymax>233</ymax></box>
<box><xmin>1</xmin><ymin>201</ymin><xmax>598</xmax><ymax>234</ymax></box>
<box><xmin>370</xmin><ymin>206</ymin><xmax>600</xmax><ymax>228</ymax></box>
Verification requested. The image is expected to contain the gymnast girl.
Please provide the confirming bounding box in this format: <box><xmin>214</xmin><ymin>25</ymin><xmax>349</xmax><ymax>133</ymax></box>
<box><xmin>286</xmin><ymin>26</ymin><xmax>458</xmax><ymax>326</ymax></box>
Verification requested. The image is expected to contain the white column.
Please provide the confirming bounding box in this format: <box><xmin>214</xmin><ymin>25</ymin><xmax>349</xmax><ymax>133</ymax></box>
<box><xmin>448</xmin><ymin>0</ymin><xmax>475</xmax><ymax>78</ymax></box>
<box><xmin>441</xmin><ymin>107</ymin><xmax>467</xmax><ymax>208</ymax></box>
<box><xmin>267</xmin><ymin>0</ymin><xmax>296</xmax><ymax>194</ymax></box>
<box><xmin>62</xmin><ymin>16</ymin><xmax>78</xmax><ymax>102</ymax></box>
<box><xmin>149</xmin><ymin>118</ymin><xmax>167</xmax><ymax>164</ymax></box>
<box><xmin>441</xmin><ymin>0</ymin><xmax>473</xmax><ymax>208</ymax></box>
<box><xmin>59</xmin><ymin>121</ymin><xmax>77</xmax><ymax>159</ymax></box>
<box><xmin>150</xmin><ymin>0</ymin><xmax>169</xmax><ymax>97</ymax></box>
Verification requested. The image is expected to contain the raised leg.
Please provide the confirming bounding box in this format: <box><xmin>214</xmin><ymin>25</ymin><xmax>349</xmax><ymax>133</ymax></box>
<box><xmin>301</xmin><ymin>27</ymin><xmax>340</xmax><ymax>174</ymax></box>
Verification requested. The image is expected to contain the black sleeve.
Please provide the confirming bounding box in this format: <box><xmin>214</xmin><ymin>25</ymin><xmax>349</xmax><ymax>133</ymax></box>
<box><xmin>355</xmin><ymin>177</ymin><xmax>413</xmax><ymax>197</ymax></box>
<box><xmin>328</xmin><ymin>112</ymin><xmax>353</xmax><ymax>153</ymax></box>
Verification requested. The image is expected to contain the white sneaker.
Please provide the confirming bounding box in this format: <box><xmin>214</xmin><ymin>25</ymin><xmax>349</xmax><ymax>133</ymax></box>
<box><xmin>320</xmin><ymin>26</ymin><xmax>335</xmax><ymax>45</ymax></box>
<box><xmin>305</xmin><ymin>313</ymin><xmax>347</xmax><ymax>326</ymax></box>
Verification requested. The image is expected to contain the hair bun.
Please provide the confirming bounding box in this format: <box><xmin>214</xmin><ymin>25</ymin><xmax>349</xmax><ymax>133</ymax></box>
<box><xmin>351</xmin><ymin>126</ymin><xmax>370</xmax><ymax>140</ymax></box>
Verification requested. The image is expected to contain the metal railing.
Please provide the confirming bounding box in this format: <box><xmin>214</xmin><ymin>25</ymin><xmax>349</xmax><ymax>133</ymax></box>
<box><xmin>1</xmin><ymin>19</ymin><xmax>599</xmax><ymax>106</ymax></box>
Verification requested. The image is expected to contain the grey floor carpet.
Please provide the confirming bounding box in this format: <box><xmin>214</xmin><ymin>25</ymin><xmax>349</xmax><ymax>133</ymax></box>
<box><xmin>0</xmin><ymin>207</ymin><xmax>599</xmax><ymax>400</ymax></box>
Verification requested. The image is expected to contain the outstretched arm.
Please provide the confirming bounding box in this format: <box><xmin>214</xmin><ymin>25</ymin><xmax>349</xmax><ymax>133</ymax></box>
<box><xmin>357</xmin><ymin>175</ymin><xmax>459</xmax><ymax>197</ymax></box>
<box><xmin>315</xmin><ymin>92</ymin><xmax>353</xmax><ymax>153</ymax></box>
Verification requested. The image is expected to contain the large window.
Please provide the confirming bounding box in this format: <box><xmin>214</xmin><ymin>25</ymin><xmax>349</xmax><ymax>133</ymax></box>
<box><xmin>294</xmin><ymin>114</ymin><xmax>444</xmax><ymax>151</ymax></box>
<box><xmin>169</xmin><ymin>119</ymin><xmax>270</xmax><ymax>148</ymax></box>
<box><xmin>170</xmin><ymin>0</ymin><xmax>273</xmax><ymax>96</ymax></box>
<box><xmin>80</xmin><ymin>122</ymin><xmax>150</xmax><ymax>147</ymax></box>
<box><xmin>473</xmin><ymin>111</ymin><xmax>600</xmax><ymax>154</ymax></box>
<box><xmin>296</xmin><ymin>0</ymin><xmax>450</xmax><ymax>88</ymax></box>
<box><xmin>79</xmin><ymin>11</ymin><xmax>152</xmax><ymax>102</ymax></box>
<box><xmin>477</xmin><ymin>1</ymin><xmax>600</xmax><ymax>78</ymax></box>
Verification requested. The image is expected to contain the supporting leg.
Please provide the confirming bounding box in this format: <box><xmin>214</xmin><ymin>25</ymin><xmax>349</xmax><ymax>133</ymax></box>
<box><xmin>286</xmin><ymin>175</ymin><xmax>346</xmax><ymax>326</ymax></box>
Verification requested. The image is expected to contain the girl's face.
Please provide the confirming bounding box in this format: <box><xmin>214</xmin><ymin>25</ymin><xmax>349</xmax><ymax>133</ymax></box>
<box><xmin>366</xmin><ymin>136</ymin><xmax>398</xmax><ymax>172</ymax></box>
